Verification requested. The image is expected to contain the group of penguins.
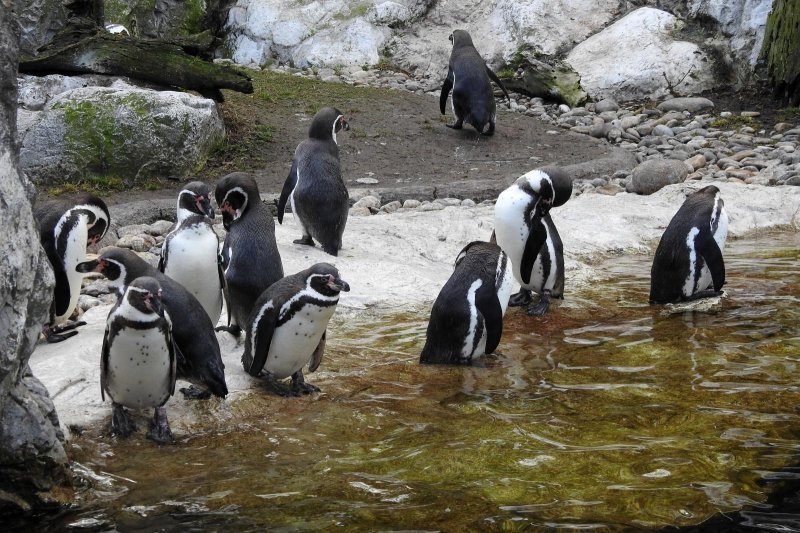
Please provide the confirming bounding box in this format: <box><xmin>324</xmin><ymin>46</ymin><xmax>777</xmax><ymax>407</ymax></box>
<box><xmin>32</xmin><ymin>30</ymin><xmax>729</xmax><ymax>443</ymax></box>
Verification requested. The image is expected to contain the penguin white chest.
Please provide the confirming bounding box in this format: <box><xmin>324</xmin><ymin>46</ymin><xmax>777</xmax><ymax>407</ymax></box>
<box><xmin>163</xmin><ymin>226</ymin><xmax>222</xmax><ymax>324</ymax></box>
<box><xmin>265</xmin><ymin>303</ymin><xmax>336</xmax><ymax>379</ymax></box>
<box><xmin>58</xmin><ymin>221</ymin><xmax>89</xmax><ymax>323</ymax></box>
<box><xmin>106</xmin><ymin>325</ymin><xmax>172</xmax><ymax>409</ymax></box>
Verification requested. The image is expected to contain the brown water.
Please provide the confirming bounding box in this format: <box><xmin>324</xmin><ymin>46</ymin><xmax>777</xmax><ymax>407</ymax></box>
<box><xmin>31</xmin><ymin>232</ymin><xmax>800</xmax><ymax>531</ymax></box>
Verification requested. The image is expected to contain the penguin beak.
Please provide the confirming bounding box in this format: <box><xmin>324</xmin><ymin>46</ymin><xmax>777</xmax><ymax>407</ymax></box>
<box><xmin>327</xmin><ymin>275</ymin><xmax>350</xmax><ymax>292</ymax></box>
<box><xmin>144</xmin><ymin>292</ymin><xmax>163</xmax><ymax>315</ymax></box>
<box><xmin>341</xmin><ymin>118</ymin><xmax>350</xmax><ymax>131</ymax></box>
<box><xmin>197</xmin><ymin>194</ymin><xmax>215</xmax><ymax>219</ymax></box>
<box><xmin>76</xmin><ymin>258</ymin><xmax>101</xmax><ymax>274</ymax></box>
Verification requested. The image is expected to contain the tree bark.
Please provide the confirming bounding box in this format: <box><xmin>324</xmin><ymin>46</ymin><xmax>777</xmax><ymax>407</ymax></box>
<box><xmin>761</xmin><ymin>0</ymin><xmax>800</xmax><ymax>106</ymax></box>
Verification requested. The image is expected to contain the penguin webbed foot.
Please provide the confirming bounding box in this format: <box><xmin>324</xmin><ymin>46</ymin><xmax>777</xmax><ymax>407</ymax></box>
<box><xmin>526</xmin><ymin>292</ymin><xmax>552</xmax><ymax>317</ymax></box>
<box><xmin>179</xmin><ymin>385</ymin><xmax>212</xmax><ymax>400</ymax></box>
<box><xmin>110</xmin><ymin>403</ymin><xmax>136</xmax><ymax>438</ymax></box>
<box><xmin>684</xmin><ymin>289</ymin><xmax>724</xmax><ymax>302</ymax></box>
<box><xmin>291</xmin><ymin>371</ymin><xmax>320</xmax><ymax>395</ymax></box>
<box><xmin>480</xmin><ymin>122</ymin><xmax>496</xmax><ymax>136</ymax></box>
<box><xmin>293</xmin><ymin>236</ymin><xmax>314</xmax><ymax>247</ymax></box>
<box><xmin>215</xmin><ymin>324</ymin><xmax>241</xmax><ymax>337</ymax></box>
<box><xmin>146</xmin><ymin>406</ymin><xmax>174</xmax><ymax>444</ymax></box>
<box><xmin>508</xmin><ymin>290</ymin><xmax>533</xmax><ymax>307</ymax></box>
<box><xmin>446</xmin><ymin>117</ymin><xmax>464</xmax><ymax>130</ymax></box>
<box><xmin>261</xmin><ymin>373</ymin><xmax>300</xmax><ymax>397</ymax></box>
<box><xmin>43</xmin><ymin>320</ymin><xmax>87</xmax><ymax>343</ymax></box>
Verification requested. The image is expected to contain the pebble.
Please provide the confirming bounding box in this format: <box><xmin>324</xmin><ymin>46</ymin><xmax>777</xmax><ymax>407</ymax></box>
<box><xmin>116</xmin><ymin>234</ymin><xmax>156</xmax><ymax>252</ymax></box>
<box><xmin>349</xmin><ymin>206</ymin><xmax>371</xmax><ymax>217</ymax></box>
<box><xmin>352</xmin><ymin>195</ymin><xmax>380</xmax><ymax>210</ymax></box>
<box><xmin>402</xmin><ymin>199</ymin><xmax>421</xmax><ymax>209</ymax></box>
<box><xmin>380</xmin><ymin>201</ymin><xmax>401</xmax><ymax>214</ymax></box>
<box><xmin>356</xmin><ymin>177</ymin><xmax>379</xmax><ymax>185</ymax></box>
<box><xmin>461</xmin><ymin>199</ymin><xmax>476</xmax><ymax>207</ymax></box>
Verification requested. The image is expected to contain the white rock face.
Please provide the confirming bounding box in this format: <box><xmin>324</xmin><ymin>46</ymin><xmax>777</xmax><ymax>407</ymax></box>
<box><xmin>292</xmin><ymin>17</ymin><xmax>391</xmax><ymax>68</ymax></box>
<box><xmin>565</xmin><ymin>8</ymin><xmax>718</xmax><ymax>101</ymax></box>
<box><xmin>688</xmin><ymin>0</ymin><xmax>772</xmax><ymax>65</ymax></box>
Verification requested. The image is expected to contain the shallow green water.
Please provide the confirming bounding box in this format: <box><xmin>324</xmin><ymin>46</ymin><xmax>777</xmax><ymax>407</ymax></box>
<box><xmin>34</xmin><ymin>232</ymin><xmax>800</xmax><ymax>531</ymax></box>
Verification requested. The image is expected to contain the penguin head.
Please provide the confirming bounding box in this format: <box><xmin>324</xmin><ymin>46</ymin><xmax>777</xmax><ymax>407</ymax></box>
<box><xmin>215</xmin><ymin>173</ymin><xmax>259</xmax><ymax>229</ymax></box>
<box><xmin>305</xmin><ymin>263</ymin><xmax>350</xmax><ymax>297</ymax></box>
<box><xmin>309</xmin><ymin>107</ymin><xmax>349</xmax><ymax>144</ymax></box>
<box><xmin>517</xmin><ymin>168</ymin><xmax>573</xmax><ymax>215</ymax></box>
<box><xmin>449</xmin><ymin>30</ymin><xmax>474</xmax><ymax>49</ymax></box>
<box><xmin>72</xmin><ymin>193</ymin><xmax>110</xmax><ymax>246</ymax></box>
<box><xmin>177</xmin><ymin>181</ymin><xmax>214</xmax><ymax>221</ymax></box>
<box><xmin>76</xmin><ymin>247</ymin><xmax>141</xmax><ymax>296</ymax></box>
<box><xmin>125</xmin><ymin>276</ymin><xmax>164</xmax><ymax>317</ymax></box>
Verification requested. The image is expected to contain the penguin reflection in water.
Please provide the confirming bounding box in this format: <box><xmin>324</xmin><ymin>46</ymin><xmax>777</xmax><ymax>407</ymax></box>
<box><xmin>36</xmin><ymin>193</ymin><xmax>110</xmax><ymax>342</ymax></box>
<box><xmin>650</xmin><ymin>185</ymin><xmax>728</xmax><ymax>304</ymax></box>
<box><xmin>278</xmin><ymin>107</ymin><xmax>350</xmax><ymax>256</ymax></box>
<box><xmin>494</xmin><ymin>167</ymin><xmax>572</xmax><ymax>316</ymax></box>
<box><xmin>101</xmin><ymin>277</ymin><xmax>177</xmax><ymax>443</ymax></box>
<box><xmin>420</xmin><ymin>240</ymin><xmax>514</xmax><ymax>364</ymax></box>
<box><xmin>440</xmin><ymin>29</ymin><xmax>510</xmax><ymax>135</ymax></box>
<box><xmin>242</xmin><ymin>264</ymin><xmax>349</xmax><ymax>396</ymax></box>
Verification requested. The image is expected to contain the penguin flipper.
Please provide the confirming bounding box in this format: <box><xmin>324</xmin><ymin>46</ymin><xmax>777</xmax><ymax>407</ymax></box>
<box><xmin>100</xmin><ymin>327</ymin><xmax>110</xmax><ymax>402</ymax></box>
<box><xmin>440</xmin><ymin>67</ymin><xmax>454</xmax><ymax>115</ymax></box>
<box><xmin>520</xmin><ymin>215</ymin><xmax>548</xmax><ymax>286</ymax></box>
<box><xmin>308</xmin><ymin>331</ymin><xmax>326</xmax><ymax>373</ymax></box>
<box><xmin>242</xmin><ymin>300</ymin><xmax>279</xmax><ymax>376</ymax></box>
<box><xmin>485</xmin><ymin>66</ymin><xmax>511</xmax><ymax>108</ymax></box>
<box><xmin>697</xmin><ymin>230</ymin><xmax>726</xmax><ymax>291</ymax></box>
<box><xmin>157</xmin><ymin>238</ymin><xmax>168</xmax><ymax>273</ymax></box>
<box><xmin>277</xmin><ymin>160</ymin><xmax>298</xmax><ymax>225</ymax></box>
<box><xmin>167</xmin><ymin>328</ymin><xmax>178</xmax><ymax>397</ymax></box>
<box><xmin>476</xmin><ymin>284</ymin><xmax>503</xmax><ymax>355</ymax></box>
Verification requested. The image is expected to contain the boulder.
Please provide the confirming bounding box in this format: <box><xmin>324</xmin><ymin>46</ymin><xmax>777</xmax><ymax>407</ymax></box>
<box><xmin>657</xmin><ymin>97</ymin><xmax>715</xmax><ymax>113</ymax></box>
<box><xmin>19</xmin><ymin>79</ymin><xmax>225</xmax><ymax>187</ymax></box>
<box><xmin>12</xmin><ymin>0</ymin><xmax>67</xmax><ymax>57</ymax></box>
<box><xmin>688</xmin><ymin>0</ymin><xmax>773</xmax><ymax>66</ymax></box>
<box><xmin>103</xmin><ymin>0</ymin><xmax>212</xmax><ymax>39</ymax></box>
<box><xmin>594</xmin><ymin>98</ymin><xmax>619</xmax><ymax>113</ymax></box>
<box><xmin>565</xmin><ymin>8</ymin><xmax>717</xmax><ymax>101</ymax></box>
<box><xmin>626</xmin><ymin>159</ymin><xmax>690</xmax><ymax>195</ymax></box>
<box><xmin>291</xmin><ymin>18</ymin><xmax>390</xmax><ymax>68</ymax></box>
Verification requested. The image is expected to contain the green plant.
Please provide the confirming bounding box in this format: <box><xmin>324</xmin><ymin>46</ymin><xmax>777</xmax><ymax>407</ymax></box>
<box><xmin>708</xmin><ymin>115</ymin><xmax>760</xmax><ymax>130</ymax></box>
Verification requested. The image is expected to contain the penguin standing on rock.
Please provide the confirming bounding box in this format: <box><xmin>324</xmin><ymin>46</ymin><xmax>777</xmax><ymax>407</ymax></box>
<box><xmin>278</xmin><ymin>107</ymin><xmax>350</xmax><ymax>256</ymax></box>
<box><xmin>36</xmin><ymin>193</ymin><xmax>110</xmax><ymax>342</ymax></box>
<box><xmin>440</xmin><ymin>29</ymin><xmax>511</xmax><ymax>136</ymax></box>
<box><xmin>650</xmin><ymin>185</ymin><xmax>728</xmax><ymax>304</ymax></box>
<box><xmin>159</xmin><ymin>181</ymin><xmax>223</xmax><ymax>326</ymax></box>
<box><xmin>101</xmin><ymin>277</ymin><xmax>176</xmax><ymax>443</ymax></box>
<box><xmin>494</xmin><ymin>167</ymin><xmax>573</xmax><ymax>316</ymax></box>
<box><xmin>420</xmin><ymin>239</ymin><xmax>514</xmax><ymax>365</ymax></box>
<box><xmin>215</xmin><ymin>172</ymin><xmax>284</xmax><ymax>335</ymax></box>
<box><xmin>77</xmin><ymin>247</ymin><xmax>228</xmax><ymax>399</ymax></box>
<box><xmin>242</xmin><ymin>263</ymin><xmax>349</xmax><ymax>396</ymax></box>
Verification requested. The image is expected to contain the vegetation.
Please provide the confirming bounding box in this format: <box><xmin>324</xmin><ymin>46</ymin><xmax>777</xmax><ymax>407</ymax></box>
<box><xmin>761</xmin><ymin>0</ymin><xmax>800</xmax><ymax>106</ymax></box>
<box><xmin>708</xmin><ymin>115</ymin><xmax>761</xmax><ymax>130</ymax></box>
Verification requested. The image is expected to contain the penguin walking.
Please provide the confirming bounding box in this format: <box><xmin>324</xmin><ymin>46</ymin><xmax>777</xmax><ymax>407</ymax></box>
<box><xmin>35</xmin><ymin>193</ymin><xmax>110</xmax><ymax>342</ymax></box>
<box><xmin>420</xmin><ymin>239</ymin><xmax>514</xmax><ymax>365</ymax></box>
<box><xmin>650</xmin><ymin>185</ymin><xmax>728</xmax><ymax>304</ymax></box>
<box><xmin>440</xmin><ymin>29</ymin><xmax>510</xmax><ymax>136</ymax></box>
<box><xmin>215</xmin><ymin>172</ymin><xmax>284</xmax><ymax>336</ymax></box>
<box><xmin>159</xmin><ymin>181</ymin><xmax>224</xmax><ymax>326</ymax></box>
<box><xmin>277</xmin><ymin>107</ymin><xmax>350</xmax><ymax>256</ymax></box>
<box><xmin>242</xmin><ymin>263</ymin><xmax>349</xmax><ymax>396</ymax></box>
<box><xmin>494</xmin><ymin>167</ymin><xmax>573</xmax><ymax>316</ymax></box>
<box><xmin>77</xmin><ymin>247</ymin><xmax>228</xmax><ymax>399</ymax></box>
<box><xmin>102</xmin><ymin>277</ymin><xmax>177</xmax><ymax>443</ymax></box>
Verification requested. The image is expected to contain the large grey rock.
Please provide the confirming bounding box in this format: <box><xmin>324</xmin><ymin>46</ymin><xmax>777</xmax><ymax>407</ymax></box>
<box><xmin>291</xmin><ymin>18</ymin><xmax>390</xmax><ymax>68</ymax></box>
<box><xmin>12</xmin><ymin>0</ymin><xmax>67</xmax><ymax>57</ymax></box>
<box><xmin>565</xmin><ymin>8</ymin><xmax>718</xmax><ymax>101</ymax></box>
<box><xmin>688</xmin><ymin>0</ymin><xmax>772</xmax><ymax>66</ymax></box>
<box><xmin>0</xmin><ymin>3</ymin><xmax>70</xmax><ymax>514</ymax></box>
<box><xmin>657</xmin><ymin>97</ymin><xmax>715</xmax><ymax>113</ymax></box>
<box><xmin>19</xmin><ymin>80</ymin><xmax>225</xmax><ymax>187</ymax></box>
<box><xmin>626</xmin><ymin>159</ymin><xmax>690</xmax><ymax>195</ymax></box>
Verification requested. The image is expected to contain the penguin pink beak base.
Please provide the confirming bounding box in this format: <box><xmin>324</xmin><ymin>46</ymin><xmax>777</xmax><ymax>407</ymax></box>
<box><xmin>327</xmin><ymin>275</ymin><xmax>350</xmax><ymax>293</ymax></box>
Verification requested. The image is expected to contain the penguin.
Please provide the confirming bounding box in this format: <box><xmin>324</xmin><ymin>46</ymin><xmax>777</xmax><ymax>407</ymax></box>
<box><xmin>440</xmin><ymin>29</ymin><xmax>511</xmax><ymax>136</ymax></box>
<box><xmin>101</xmin><ymin>276</ymin><xmax>177</xmax><ymax>443</ymax></box>
<box><xmin>76</xmin><ymin>247</ymin><xmax>228</xmax><ymax>399</ymax></box>
<box><xmin>650</xmin><ymin>185</ymin><xmax>728</xmax><ymax>304</ymax></box>
<box><xmin>493</xmin><ymin>167</ymin><xmax>573</xmax><ymax>316</ymax></box>
<box><xmin>215</xmin><ymin>172</ymin><xmax>284</xmax><ymax>336</ymax></box>
<box><xmin>420</xmin><ymin>239</ymin><xmax>514</xmax><ymax>364</ymax></box>
<box><xmin>159</xmin><ymin>181</ymin><xmax>224</xmax><ymax>326</ymax></box>
<box><xmin>277</xmin><ymin>107</ymin><xmax>350</xmax><ymax>256</ymax></box>
<box><xmin>242</xmin><ymin>263</ymin><xmax>349</xmax><ymax>396</ymax></box>
<box><xmin>35</xmin><ymin>193</ymin><xmax>110</xmax><ymax>342</ymax></box>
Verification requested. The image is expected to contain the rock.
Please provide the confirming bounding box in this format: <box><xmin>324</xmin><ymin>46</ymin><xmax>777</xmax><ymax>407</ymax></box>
<box><xmin>77</xmin><ymin>295</ymin><xmax>102</xmax><ymax>312</ymax></box>
<box><xmin>784</xmin><ymin>176</ymin><xmax>800</xmax><ymax>186</ymax></box>
<box><xmin>657</xmin><ymin>97</ymin><xmax>715</xmax><ymax>113</ymax></box>
<box><xmin>81</xmin><ymin>279</ymin><xmax>111</xmax><ymax>297</ymax></box>
<box><xmin>103</xmin><ymin>0</ymin><xmax>212</xmax><ymax>39</ymax></box>
<box><xmin>627</xmin><ymin>159</ymin><xmax>690</xmax><ymax>195</ymax></box>
<box><xmin>688</xmin><ymin>0</ymin><xmax>771</xmax><ymax>69</ymax></box>
<box><xmin>352</xmin><ymin>195</ymin><xmax>381</xmax><ymax>210</ymax></box>
<box><xmin>685</xmin><ymin>154</ymin><xmax>707</xmax><ymax>171</ymax></box>
<box><xmin>116</xmin><ymin>233</ymin><xmax>157</xmax><ymax>252</ymax></box>
<box><xmin>368</xmin><ymin>2</ymin><xmax>413</xmax><ymax>27</ymax></box>
<box><xmin>380</xmin><ymin>200</ymin><xmax>402</xmax><ymax>213</ymax></box>
<box><xmin>558</xmin><ymin>104</ymin><xmax>571</xmax><ymax>114</ymax></box>
<box><xmin>461</xmin><ymin>199</ymin><xmax>476</xmax><ymax>207</ymax></box>
<box><xmin>117</xmin><ymin>224</ymin><xmax>150</xmax><ymax>238</ymax></box>
<box><xmin>402</xmin><ymin>199</ymin><xmax>421</xmax><ymax>209</ymax></box>
<box><xmin>418</xmin><ymin>201</ymin><xmax>444</xmax><ymax>211</ymax></box>
<box><xmin>356</xmin><ymin>177</ymin><xmax>380</xmax><ymax>184</ymax></box>
<box><xmin>595</xmin><ymin>183</ymin><xmax>624</xmax><ymax>195</ymax></box>
<box><xmin>14</xmin><ymin>0</ymin><xmax>67</xmax><ymax>57</ymax></box>
<box><xmin>19</xmin><ymin>80</ymin><xmax>225</xmax><ymax>187</ymax></box>
<box><xmin>292</xmin><ymin>18</ymin><xmax>390</xmax><ymax>68</ymax></box>
<box><xmin>565</xmin><ymin>8</ymin><xmax>716</xmax><ymax>101</ymax></box>
<box><xmin>730</xmin><ymin>149</ymin><xmax>757</xmax><ymax>161</ymax></box>
<box><xmin>436</xmin><ymin>197</ymin><xmax>462</xmax><ymax>207</ymax></box>
<box><xmin>775</xmin><ymin>122</ymin><xmax>794</xmax><ymax>133</ymax></box>
<box><xmin>652</xmin><ymin>124</ymin><xmax>675</xmax><ymax>137</ymax></box>
<box><xmin>594</xmin><ymin>98</ymin><xmax>619</xmax><ymax>113</ymax></box>
<box><xmin>146</xmin><ymin>220</ymin><xmax>174</xmax><ymax>236</ymax></box>
<box><xmin>726</xmin><ymin>168</ymin><xmax>756</xmax><ymax>180</ymax></box>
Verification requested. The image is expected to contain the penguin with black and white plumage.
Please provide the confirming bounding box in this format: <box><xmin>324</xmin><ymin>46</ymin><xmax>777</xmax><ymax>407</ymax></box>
<box><xmin>650</xmin><ymin>185</ymin><xmax>728</xmax><ymax>304</ymax></box>
<box><xmin>35</xmin><ymin>193</ymin><xmax>110</xmax><ymax>342</ymax></box>
<box><xmin>420</xmin><ymin>238</ymin><xmax>514</xmax><ymax>365</ymax></box>
<box><xmin>494</xmin><ymin>167</ymin><xmax>572</xmax><ymax>316</ymax></box>
<box><xmin>101</xmin><ymin>276</ymin><xmax>177</xmax><ymax>443</ymax></box>
<box><xmin>440</xmin><ymin>29</ymin><xmax>511</xmax><ymax>136</ymax></box>
<box><xmin>159</xmin><ymin>181</ymin><xmax>223</xmax><ymax>326</ymax></box>
<box><xmin>278</xmin><ymin>107</ymin><xmax>350</xmax><ymax>256</ymax></box>
<box><xmin>77</xmin><ymin>247</ymin><xmax>228</xmax><ymax>400</ymax></box>
<box><xmin>242</xmin><ymin>263</ymin><xmax>349</xmax><ymax>396</ymax></box>
<box><xmin>215</xmin><ymin>172</ymin><xmax>284</xmax><ymax>336</ymax></box>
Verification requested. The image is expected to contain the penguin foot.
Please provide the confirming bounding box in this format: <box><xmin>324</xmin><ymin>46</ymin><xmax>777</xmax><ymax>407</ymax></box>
<box><xmin>526</xmin><ymin>293</ymin><xmax>552</xmax><ymax>317</ymax></box>
<box><xmin>508</xmin><ymin>290</ymin><xmax>533</xmax><ymax>307</ymax></box>
<box><xmin>261</xmin><ymin>374</ymin><xmax>299</xmax><ymax>397</ymax></box>
<box><xmin>146</xmin><ymin>407</ymin><xmax>174</xmax><ymax>444</ymax></box>
<box><xmin>43</xmin><ymin>320</ymin><xmax>87</xmax><ymax>343</ymax></box>
<box><xmin>110</xmin><ymin>403</ymin><xmax>136</xmax><ymax>438</ymax></box>
<box><xmin>291</xmin><ymin>371</ymin><xmax>320</xmax><ymax>395</ymax></box>
<box><xmin>215</xmin><ymin>324</ymin><xmax>241</xmax><ymax>337</ymax></box>
<box><xmin>684</xmin><ymin>289</ymin><xmax>724</xmax><ymax>302</ymax></box>
<box><xmin>293</xmin><ymin>236</ymin><xmax>314</xmax><ymax>247</ymax></box>
<box><xmin>446</xmin><ymin>122</ymin><xmax>464</xmax><ymax>130</ymax></box>
<box><xmin>480</xmin><ymin>123</ymin><xmax>496</xmax><ymax>136</ymax></box>
<box><xmin>179</xmin><ymin>385</ymin><xmax>212</xmax><ymax>400</ymax></box>
<box><xmin>321</xmin><ymin>246</ymin><xmax>339</xmax><ymax>257</ymax></box>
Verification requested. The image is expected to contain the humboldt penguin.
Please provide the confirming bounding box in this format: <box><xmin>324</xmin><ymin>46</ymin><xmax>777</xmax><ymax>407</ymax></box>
<box><xmin>440</xmin><ymin>29</ymin><xmax>511</xmax><ymax>136</ymax></box>
<box><xmin>420</xmin><ymin>239</ymin><xmax>514</xmax><ymax>364</ymax></box>
<box><xmin>277</xmin><ymin>107</ymin><xmax>350</xmax><ymax>256</ymax></box>
<box><xmin>36</xmin><ymin>193</ymin><xmax>110</xmax><ymax>342</ymax></box>
<box><xmin>650</xmin><ymin>185</ymin><xmax>728</xmax><ymax>304</ymax></box>
<box><xmin>493</xmin><ymin>167</ymin><xmax>572</xmax><ymax>316</ymax></box>
<box><xmin>215</xmin><ymin>172</ymin><xmax>284</xmax><ymax>336</ymax></box>
<box><xmin>102</xmin><ymin>277</ymin><xmax>176</xmax><ymax>443</ymax></box>
<box><xmin>159</xmin><ymin>181</ymin><xmax>223</xmax><ymax>325</ymax></box>
<box><xmin>77</xmin><ymin>247</ymin><xmax>228</xmax><ymax>399</ymax></box>
<box><xmin>242</xmin><ymin>263</ymin><xmax>349</xmax><ymax>396</ymax></box>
